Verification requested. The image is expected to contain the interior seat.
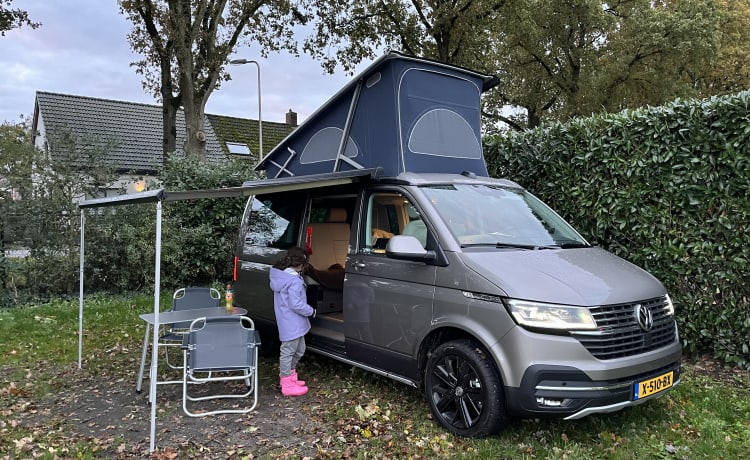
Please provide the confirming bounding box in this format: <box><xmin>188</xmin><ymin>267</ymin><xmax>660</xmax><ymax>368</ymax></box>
<box><xmin>307</xmin><ymin>208</ymin><xmax>350</xmax><ymax>269</ymax></box>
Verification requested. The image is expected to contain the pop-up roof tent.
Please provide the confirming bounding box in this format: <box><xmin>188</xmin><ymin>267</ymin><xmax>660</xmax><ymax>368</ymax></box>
<box><xmin>256</xmin><ymin>51</ymin><xmax>499</xmax><ymax>179</ymax></box>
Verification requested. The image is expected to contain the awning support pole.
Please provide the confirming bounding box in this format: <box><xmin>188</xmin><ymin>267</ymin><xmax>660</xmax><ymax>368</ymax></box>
<box><xmin>149</xmin><ymin>200</ymin><xmax>163</xmax><ymax>453</ymax></box>
<box><xmin>78</xmin><ymin>209</ymin><xmax>85</xmax><ymax>369</ymax></box>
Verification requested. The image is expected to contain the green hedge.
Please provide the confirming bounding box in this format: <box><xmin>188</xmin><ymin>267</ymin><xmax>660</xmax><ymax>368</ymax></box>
<box><xmin>1</xmin><ymin>156</ymin><xmax>259</xmax><ymax>307</ymax></box>
<box><xmin>83</xmin><ymin>155</ymin><xmax>260</xmax><ymax>293</ymax></box>
<box><xmin>484</xmin><ymin>91</ymin><xmax>750</xmax><ymax>368</ymax></box>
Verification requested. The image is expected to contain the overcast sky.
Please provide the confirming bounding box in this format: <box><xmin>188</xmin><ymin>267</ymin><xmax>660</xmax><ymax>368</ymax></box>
<box><xmin>0</xmin><ymin>1</ymin><xmax>362</xmax><ymax>126</ymax></box>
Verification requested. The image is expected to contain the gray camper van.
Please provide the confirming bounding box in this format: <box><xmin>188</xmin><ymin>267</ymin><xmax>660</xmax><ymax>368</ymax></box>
<box><xmin>232</xmin><ymin>53</ymin><xmax>681</xmax><ymax>437</ymax></box>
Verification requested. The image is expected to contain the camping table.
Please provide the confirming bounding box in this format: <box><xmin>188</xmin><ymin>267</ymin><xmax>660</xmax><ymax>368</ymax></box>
<box><xmin>136</xmin><ymin>306</ymin><xmax>247</xmax><ymax>400</ymax></box>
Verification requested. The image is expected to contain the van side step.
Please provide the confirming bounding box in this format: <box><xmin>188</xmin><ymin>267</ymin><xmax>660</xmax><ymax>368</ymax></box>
<box><xmin>311</xmin><ymin>312</ymin><xmax>344</xmax><ymax>333</ymax></box>
<box><xmin>307</xmin><ymin>328</ymin><xmax>345</xmax><ymax>355</ymax></box>
<box><xmin>306</xmin><ymin>346</ymin><xmax>418</xmax><ymax>388</ymax></box>
<box><xmin>309</xmin><ymin>313</ymin><xmax>345</xmax><ymax>354</ymax></box>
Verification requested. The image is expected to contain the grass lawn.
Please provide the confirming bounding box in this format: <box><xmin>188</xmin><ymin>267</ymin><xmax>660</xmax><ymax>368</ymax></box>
<box><xmin>1</xmin><ymin>294</ymin><xmax>749</xmax><ymax>459</ymax></box>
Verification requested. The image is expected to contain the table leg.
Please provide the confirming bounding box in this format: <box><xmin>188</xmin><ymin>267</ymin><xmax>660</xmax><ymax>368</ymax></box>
<box><xmin>136</xmin><ymin>322</ymin><xmax>151</xmax><ymax>394</ymax></box>
<box><xmin>149</xmin><ymin>326</ymin><xmax>159</xmax><ymax>406</ymax></box>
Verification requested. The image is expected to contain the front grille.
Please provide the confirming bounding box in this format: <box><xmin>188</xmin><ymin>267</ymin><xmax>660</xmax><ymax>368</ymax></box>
<box><xmin>571</xmin><ymin>296</ymin><xmax>677</xmax><ymax>360</ymax></box>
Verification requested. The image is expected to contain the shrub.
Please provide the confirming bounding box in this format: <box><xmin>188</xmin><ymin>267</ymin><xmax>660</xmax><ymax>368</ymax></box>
<box><xmin>158</xmin><ymin>155</ymin><xmax>260</xmax><ymax>289</ymax></box>
<box><xmin>1</xmin><ymin>129</ymin><xmax>259</xmax><ymax>307</ymax></box>
<box><xmin>484</xmin><ymin>91</ymin><xmax>750</xmax><ymax>368</ymax></box>
<box><xmin>83</xmin><ymin>155</ymin><xmax>260</xmax><ymax>294</ymax></box>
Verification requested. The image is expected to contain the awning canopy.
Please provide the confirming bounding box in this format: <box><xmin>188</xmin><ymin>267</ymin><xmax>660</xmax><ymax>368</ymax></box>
<box><xmin>77</xmin><ymin>168</ymin><xmax>382</xmax><ymax>209</ymax></box>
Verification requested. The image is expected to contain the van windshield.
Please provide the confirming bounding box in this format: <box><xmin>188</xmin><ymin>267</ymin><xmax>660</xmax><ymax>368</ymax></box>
<box><xmin>420</xmin><ymin>184</ymin><xmax>589</xmax><ymax>249</ymax></box>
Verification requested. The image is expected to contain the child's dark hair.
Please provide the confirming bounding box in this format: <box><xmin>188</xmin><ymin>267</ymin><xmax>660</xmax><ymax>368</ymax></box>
<box><xmin>273</xmin><ymin>246</ymin><xmax>308</xmax><ymax>270</ymax></box>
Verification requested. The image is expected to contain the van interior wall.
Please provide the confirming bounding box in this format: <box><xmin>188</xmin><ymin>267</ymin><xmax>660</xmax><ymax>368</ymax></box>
<box><xmin>305</xmin><ymin>198</ymin><xmax>355</xmax><ymax>315</ymax></box>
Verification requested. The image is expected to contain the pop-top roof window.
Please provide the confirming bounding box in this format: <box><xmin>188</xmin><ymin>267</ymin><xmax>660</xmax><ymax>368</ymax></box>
<box><xmin>408</xmin><ymin>108</ymin><xmax>481</xmax><ymax>159</ymax></box>
<box><xmin>299</xmin><ymin>127</ymin><xmax>359</xmax><ymax>164</ymax></box>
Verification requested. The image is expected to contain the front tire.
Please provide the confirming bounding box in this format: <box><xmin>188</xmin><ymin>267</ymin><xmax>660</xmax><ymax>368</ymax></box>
<box><xmin>424</xmin><ymin>339</ymin><xmax>507</xmax><ymax>437</ymax></box>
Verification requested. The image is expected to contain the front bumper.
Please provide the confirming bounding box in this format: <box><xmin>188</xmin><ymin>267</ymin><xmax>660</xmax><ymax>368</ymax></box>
<box><xmin>504</xmin><ymin>359</ymin><xmax>682</xmax><ymax>419</ymax></box>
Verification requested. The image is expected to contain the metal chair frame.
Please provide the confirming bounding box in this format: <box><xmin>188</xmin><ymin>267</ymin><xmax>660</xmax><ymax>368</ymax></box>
<box><xmin>182</xmin><ymin>315</ymin><xmax>260</xmax><ymax>417</ymax></box>
<box><xmin>161</xmin><ymin>287</ymin><xmax>221</xmax><ymax>369</ymax></box>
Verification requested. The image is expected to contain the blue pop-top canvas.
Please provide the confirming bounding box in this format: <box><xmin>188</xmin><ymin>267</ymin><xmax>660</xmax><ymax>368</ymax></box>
<box><xmin>255</xmin><ymin>51</ymin><xmax>498</xmax><ymax>179</ymax></box>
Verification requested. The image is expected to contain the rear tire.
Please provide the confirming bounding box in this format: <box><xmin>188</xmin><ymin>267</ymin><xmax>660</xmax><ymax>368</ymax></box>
<box><xmin>424</xmin><ymin>339</ymin><xmax>507</xmax><ymax>437</ymax></box>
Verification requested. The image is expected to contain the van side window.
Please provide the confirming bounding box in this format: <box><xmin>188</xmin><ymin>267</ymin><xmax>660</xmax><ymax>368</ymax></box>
<box><xmin>241</xmin><ymin>193</ymin><xmax>305</xmax><ymax>249</ymax></box>
<box><xmin>401</xmin><ymin>202</ymin><xmax>427</xmax><ymax>247</ymax></box>
<box><xmin>363</xmin><ymin>192</ymin><xmax>427</xmax><ymax>252</ymax></box>
<box><xmin>362</xmin><ymin>193</ymin><xmax>393</xmax><ymax>253</ymax></box>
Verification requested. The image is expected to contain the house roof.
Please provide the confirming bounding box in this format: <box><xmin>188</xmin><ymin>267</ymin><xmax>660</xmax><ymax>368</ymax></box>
<box><xmin>206</xmin><ymin>113</ymin><xmax>294</xmax><ymax>158</ymax></box>
<box><xmin>32</xmin><ymin>91</ymin><xmax>296</xmax><ymax>174</ymax></box>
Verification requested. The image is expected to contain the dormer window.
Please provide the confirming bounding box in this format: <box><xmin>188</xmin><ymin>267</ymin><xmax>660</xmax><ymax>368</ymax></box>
<box><xmin>226</xmin><ymin>142</ymin><xmax>252</xmax><ymax>156</ymax></box>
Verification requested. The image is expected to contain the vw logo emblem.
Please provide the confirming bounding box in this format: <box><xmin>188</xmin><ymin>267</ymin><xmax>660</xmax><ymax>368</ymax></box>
<box><xmin>635</xmin><ymin>304</ymin><xmax>653</xmax><ymax>331</ymax></box>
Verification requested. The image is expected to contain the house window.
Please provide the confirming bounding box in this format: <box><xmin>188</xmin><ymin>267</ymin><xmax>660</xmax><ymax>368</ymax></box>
<box><xmin>226</xmin><ymin>142</ymin><xmax>252</xmax><ymax>156</ymax></box>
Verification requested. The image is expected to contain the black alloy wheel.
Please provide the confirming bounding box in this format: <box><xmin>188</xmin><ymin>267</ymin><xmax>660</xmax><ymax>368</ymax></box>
<box><xmin>424</xmin><ymin>339</ymin><xmax>507</xmax><ymax>437</ymax></box>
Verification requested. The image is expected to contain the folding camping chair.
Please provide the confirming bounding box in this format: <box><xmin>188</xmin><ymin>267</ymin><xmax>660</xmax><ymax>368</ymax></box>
<box><xmin>161</xmin><ymin>287</ymin><xmax>221</xmax><ymax>369</ymax></box>
<box><xmin>182</xmin><ymin>315</ymin><xmax>260</xmax><ymax>417</ymax></box>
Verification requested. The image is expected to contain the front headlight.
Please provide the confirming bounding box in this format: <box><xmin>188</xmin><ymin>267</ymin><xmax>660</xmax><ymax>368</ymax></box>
<box><xmin>505</xmin><ymin>299</ymin><xmax>597</xmax><ymax>330</ymax></box>
<box><xmin>664</xmin><ymin>294</ymin><xmax>675</xmax><ymax>315</ymax></box>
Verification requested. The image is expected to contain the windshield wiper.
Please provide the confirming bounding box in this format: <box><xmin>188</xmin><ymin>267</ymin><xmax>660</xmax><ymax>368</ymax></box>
<box><xmin>460</xmin><ymin>242</ymin><xmax>558</xmax><ymax>250</ymax></box>
<box><xmin>462</xmin><ymin>242</ymin><xmax>588</xmax><ymax>250</ymax></box>
<box><xmin>460</xmin><ymin>242</ymin><xmax>502</xmax><ymax>248</ymax></box>
<box><xmin>497</xmin><ymin>243</ymin><xmax>560</xmax><ymax>250</ymax></box>
<box><xmin>557</xmin><ymin>242</ymin><xmax>591</xmax><ymax>249</ymax></box>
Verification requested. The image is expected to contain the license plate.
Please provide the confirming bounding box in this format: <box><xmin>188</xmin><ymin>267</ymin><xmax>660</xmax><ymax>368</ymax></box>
<box><xmin>634</xmin><ymin>371</ymin><xmax>674</xmax><ymax>400</ymax></box>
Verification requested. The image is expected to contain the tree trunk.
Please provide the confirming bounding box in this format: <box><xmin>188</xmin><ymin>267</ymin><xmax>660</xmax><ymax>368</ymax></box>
<box><xmin>179</xmin><ymin>70</ymin><xmax>208</xmax><ymax>159</ymax></box>
<box><xmin>161</xmin><ymin>97</ymin><xmax>179</xmax><ymax>164</ymax></box>
<box><xmin>158</xmin><ymin>43</ymin><xmax>179</xmax><ymax>164</ymax></box>
<box><xmin>182</xmin><ymin>103</ymin><xmax>207</xmax><ymax>159</ymax></box>
<box><xmin>527</xmin><ymin>107</ymin><xmax>541</xmax><ymax>129</ymax></box>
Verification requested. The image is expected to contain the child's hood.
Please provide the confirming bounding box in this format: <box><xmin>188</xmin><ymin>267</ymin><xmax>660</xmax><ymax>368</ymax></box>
<box><xmin>269</xmin><ymin>267</ymin><xmax>301</xmax><ymax>292</ymax></box>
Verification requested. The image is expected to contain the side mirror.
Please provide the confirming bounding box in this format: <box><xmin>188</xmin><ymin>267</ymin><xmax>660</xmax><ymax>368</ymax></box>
<box><xmin>385</xmin><ymin>235</ymin><xmax>436</xmax><ymax>262</ymax></box>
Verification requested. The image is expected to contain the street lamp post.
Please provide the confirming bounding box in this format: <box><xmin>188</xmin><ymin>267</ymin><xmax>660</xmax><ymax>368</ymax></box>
<box><xmin>229</xmin><ymin>58</ymin><xmax>263</xmax><ymax>157</ymax></box>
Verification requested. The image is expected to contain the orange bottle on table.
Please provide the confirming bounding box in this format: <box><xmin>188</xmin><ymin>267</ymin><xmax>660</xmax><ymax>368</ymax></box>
<box><xmin>225</xmin><ymin>284</ymin><xmax>234</xmax><ymax>312</ymax></box>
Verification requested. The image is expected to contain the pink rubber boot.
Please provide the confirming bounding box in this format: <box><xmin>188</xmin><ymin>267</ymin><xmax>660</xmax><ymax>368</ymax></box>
<box><xmin>280</xmin><ymin>375</ymin><xmax>308</xmax><ymax>396</ymax></box>
<box><xmin>291</xmin><ymin>369</ymin><xmax>305</xmax><ymax>386</ymax></box>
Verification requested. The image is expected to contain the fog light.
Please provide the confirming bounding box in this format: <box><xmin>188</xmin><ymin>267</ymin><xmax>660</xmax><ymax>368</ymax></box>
<box><xmin>536</xmin><ymin>397</ymin><xmax>563</xmax><ymax>407</ymax></box>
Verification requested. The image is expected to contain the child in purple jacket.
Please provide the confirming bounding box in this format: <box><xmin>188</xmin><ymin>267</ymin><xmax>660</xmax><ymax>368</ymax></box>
<box><xmin>269</xmin><ymin>247</ymin><xmax>316</xmax><ymax>396</ymax></box>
